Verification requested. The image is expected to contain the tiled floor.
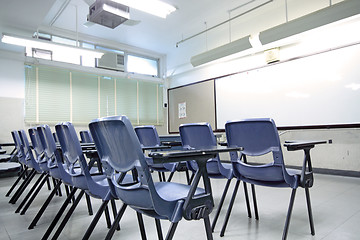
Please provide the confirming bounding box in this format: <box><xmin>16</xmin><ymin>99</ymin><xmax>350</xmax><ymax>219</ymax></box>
<box><xmin>1</xmin><ymin>172</ymin><xmax>360</xmax><ymax>240</ymax></box>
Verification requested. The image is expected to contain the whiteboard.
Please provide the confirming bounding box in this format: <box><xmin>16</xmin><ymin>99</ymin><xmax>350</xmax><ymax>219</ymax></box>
<box><xmin>216</xmin><ymin>44</ymin><xmax>360</xmax><ymax>129</ymax></box>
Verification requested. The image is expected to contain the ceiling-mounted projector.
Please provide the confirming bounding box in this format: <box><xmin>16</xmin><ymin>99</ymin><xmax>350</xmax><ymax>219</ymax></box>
<box><xmin>87</xmin><ymin>0</ymin><xmax>130</xmax><ymax>29</ymax></box>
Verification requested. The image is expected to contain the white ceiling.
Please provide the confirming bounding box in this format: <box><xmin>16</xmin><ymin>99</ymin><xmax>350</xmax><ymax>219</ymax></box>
<box><xmin>0</xmin><ymin>0</ymin><xmax>346</xmax><ymax>69</ymax></box>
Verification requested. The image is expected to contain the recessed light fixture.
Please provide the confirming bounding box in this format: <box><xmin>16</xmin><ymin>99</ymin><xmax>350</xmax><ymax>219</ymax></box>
<box><xmin>111</xmin><ymin>0</ymin><xmax>176</xmax><ymax>18</ymax></box>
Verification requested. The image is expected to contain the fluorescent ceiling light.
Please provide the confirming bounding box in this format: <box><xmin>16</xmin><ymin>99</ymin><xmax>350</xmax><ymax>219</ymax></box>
<box><xmin>190</xmin><ymin>36</ymin><xmax>252</xmax><ymax>67</ymax></box>
<box><xmin>191</xmin><ymin>0</ymin><xmax>360</xmax><ymax>68</ymax></box>
<box><xmin>103</xmin><ymin>3</ymin><xmax>130</xmax><ymax>19</ymax></box>
<box><xmin>111</xmin><ymin>0</ymin><xmax>176</xmax><ymax>18</ymax></box>
<box><xmin>1</xmin><ymin>33</ymin><xmax>104</xmax><ymax>59</ymax></box>
<box><xmin>259</xmin><ymin>0</ymin><xmax>360</xmax><ymax>45</ymax></box>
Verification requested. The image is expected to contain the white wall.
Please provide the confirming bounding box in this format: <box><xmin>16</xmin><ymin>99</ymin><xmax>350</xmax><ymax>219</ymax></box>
<box><xmin>0</xmin><ymin>51</ymin><xmax>25</xmax><ymax>99</ymax></box>
<box><xmin>167</xmin><ymin>7</ymin><xmax>360</xmax><ymax>174</ymax></box>
<box><xmin>0</xmin><ymin>50</ymin><xmax>26</xmax><ymax>148</ymax></box>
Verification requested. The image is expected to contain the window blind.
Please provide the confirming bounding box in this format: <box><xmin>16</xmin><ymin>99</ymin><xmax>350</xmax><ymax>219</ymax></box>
<box><xmin>24</xmin><ymin>64</ymin><xmax>164</xmax><ymax>125</ymax></box>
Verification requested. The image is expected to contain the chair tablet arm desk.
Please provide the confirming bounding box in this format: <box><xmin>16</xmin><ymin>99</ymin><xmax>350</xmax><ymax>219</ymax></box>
<box><xmin>284</xmin><ymin>140</ymin><xmax>327</xmax><ymax>188</ymax></box>
<box><xmin>149</xmin><ymin>146</ymin><xmax>242</xmax><ymax>221</ymax></box>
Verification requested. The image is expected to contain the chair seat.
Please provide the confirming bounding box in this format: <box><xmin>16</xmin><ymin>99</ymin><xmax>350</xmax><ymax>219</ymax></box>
<box><xmin>123</xmin><ymin>182</ymin><xmax>205</xmax><ymax>221</ymax></box>
<box><xmin>155</xmin><ymin>182</ymin><xmax>205</xmax><ymax>201</ymax></box>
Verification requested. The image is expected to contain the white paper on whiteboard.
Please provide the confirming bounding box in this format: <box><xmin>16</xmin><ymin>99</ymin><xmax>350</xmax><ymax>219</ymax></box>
<box><xmin>178</xmin><ymin>102</ymin><xmax>186</xmax><ymax>119</ymax></box>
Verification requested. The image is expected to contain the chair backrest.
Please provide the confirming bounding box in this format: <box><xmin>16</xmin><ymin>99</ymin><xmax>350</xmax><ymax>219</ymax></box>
<box><xmin>225</xmin><ymin>118</ymin><xmax>292</xmax><ymax>184</ymax></box>
<box><xmin>53</xmin><ymin>132</ymin><xmax>59</xmax><ymax>143</ymax></box>
<box><xmin>79</xmin><ymin>130</ymin><xmax>94</xmax><ymax>143</ymax></box>
<box><xmin>56</xmin><ymin>122</ymin><xmax>89</xmax><ymax>174</ymax></box>
<box><xmin>134</xmin><ymin>126</ymin><xmax>161</xmax><ymax>147</ymax></box>
<box><xmin>11</xmin><ymin>130</ymin><xmax>25</xmax><ymax>164</ymax></box>
<box><xmin>89</xmin><ymin>116</ymin><xmax>146</xmax><ymax>174</ymax></box>
<box><xmin>179</xmin><ymin>123</ymin><xmax>232</xmax><ymax>179</ymax></box>
<box><xmin>18</xmin><ymin>130</ymin><xmax>32</xmax><ymax>158</ymax></box>
<box><xmin>37</xmin><ymin>125</ymin><xmax>62</xmax><ymax>167</ymax></box>
<box><xmin>18</xmin><ymin>130</ymin><xmax>39</xmax><ymax>170</ymax></box>
<box><xmin>28</xmin><ymin>127</ymin><xmax>44</xmax><ymax>159</ymax></box>
<box><xmin>180</xmin><ymin>123</ymin><xmax>217</xmax><ymax>149</ymax></box>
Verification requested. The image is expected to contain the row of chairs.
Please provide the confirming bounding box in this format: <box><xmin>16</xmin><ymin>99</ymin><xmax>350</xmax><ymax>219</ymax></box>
<box><xmin>6</xmin><ymin>125</ymin><xmax>129</xmax><ymax>240</ymax></box>
<box><xmin>135</xmin><ymin>119</ymin><xmax>316</xmax><ymax>239</ymax></box>
<box><xmin>5</xmin><ymin>116</ymin><xmax>317</xmax><ymax>240</ymax></box>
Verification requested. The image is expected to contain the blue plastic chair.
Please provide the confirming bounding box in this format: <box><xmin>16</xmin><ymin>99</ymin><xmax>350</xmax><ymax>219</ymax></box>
<box><xmin>223</xmin><ymin>118</ymin><xmax>316</xmax><ymax>239</ymax></box>
<box><xmin>28</xmin><ymin>127</ymin><xmax>53</xmax><ymax>191</ymax></box>
<box><xmin>5</xmin><ymin>131</ymin><xmax>27</xmax><ymax>198</ymax></box>
<box><xmin>27</xmin><ymin>125</ymin><xmax>78</xmax><ymax>232</ymax></box>
<box><xmin>14</xmin><ymin>130</ymin><xmax>51</xmax><ymax>215</ymax></box>
<box><xmin>89</xmin><ymin>115</ymin><xmax>214</xmax><ymax>240</ymax></box>
<box><xmin>80</xmin><ymin>130</ymin><xmax>94</xmax><ymax>143</ymax></box>
<box><xmin>34</xmin><ymin>124</ymin><xmax>99</xmax><ymax>239</ymax></box>
<box><xmin>56</xmin><ymin>122</ymin><xmax>128</xmax><ymax>240</ymax></box>
<box><xmin>179</xmin><ymin>122</ymin><xmax>258</xmax><ymax>231</ymax></box>
<box><xmin>134</xmin><ymin>125</ymin><xmax>177</xmax><ymax>182</ymax></box>
<box><xmin>79</xmin><ymin>130</ymin><xmax>102</xmax><ymax>173</ymax></box>
<box><xmin>6</xmin><ymin>131</ymin><xmax>38</xmax><ymax>204</ymax></box>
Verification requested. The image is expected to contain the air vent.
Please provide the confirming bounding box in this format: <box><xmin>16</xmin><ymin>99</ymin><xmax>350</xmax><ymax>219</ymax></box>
<box><xmin>264</xmin><ymin>47</ymin><xmax>280</xmax><ymax>64</ymax></box>
<box><xmin>97</xmin><ymin>52</ymin><xmax>125</xmax><ymax>71</ymax></box>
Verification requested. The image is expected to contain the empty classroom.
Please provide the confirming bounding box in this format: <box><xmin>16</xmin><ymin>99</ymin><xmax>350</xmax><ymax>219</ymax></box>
<box><xmin>0</xmin><ymin>0</ymin><xmax>360</xmax><ymax>239</ymax></box>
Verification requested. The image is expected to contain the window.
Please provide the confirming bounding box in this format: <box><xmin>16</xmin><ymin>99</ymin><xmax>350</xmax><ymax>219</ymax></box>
<box><xmin>28</xmin><ymin>32</ymin><xmax>162</xmax><ymax>79</ymax></box>
<box><xmin>81</xmin><ymin>42</ymin><xmax>96</xmax><ymax>67</ymax></box>
<box><xmin>24</xmin><ymin>64</ymin><xmax>163</xmax><ymax>125</ymax></box>
<box><xmin>127</xmin><ymin>54</ymin><xmax>159</xmax><ymax>77</ymax></box>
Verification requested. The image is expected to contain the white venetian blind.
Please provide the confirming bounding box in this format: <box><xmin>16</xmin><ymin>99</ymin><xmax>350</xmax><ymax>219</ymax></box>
<box><xmin>100</xmin><ymin>76</ymin><xmax>116</xmax><ymax>117</ymax></box>
<box><xmin>38</xmin><ymin>66</ymin><xmax>70</xmax><ymax>123</ymax></box>
<box><xmin>116</xmin><ymin>77</ymin><xmax>138</xmax><ymax>123</ymax></box>
<box><xmin>24</xmin><ymin>64</ymin><xmax>163</xmax><ymax>125</ymax></box>
<box><xmin>72</xmin><ymin>71</ymin><xmax>98</xmax><ymax>124</ymax></box>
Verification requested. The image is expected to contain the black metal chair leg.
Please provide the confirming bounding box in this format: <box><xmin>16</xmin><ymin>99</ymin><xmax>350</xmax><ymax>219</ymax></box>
<box><xmin>28</xmin><ymin>180</ymin><xmax>62</xmax><ymax>229</ymax></box>
<box><xmin>57</xmin><ymin>180</ymin><xmax>62</xmax><ymax>196</ymax></box>
<box><xmin>52</xmin><ymin>178</ymin><xmax>59</xmax><ymax>196</ymax></box>
<box><xmin>82</xmin><ymin>200</ymin><xmax>109</xmax><ymax>240</ymax></box>
<box><xmin>51</xmin><ymin>190</ymin><xmax>85</xmax><ymax>240</ymax></box>
<box><xmin>64</xmin><ymin>185</ymin><xmax>70</xmax><ymax>200</ymax></box>
<box><xmin>104</xmin><ymin>204</ymin><xmax>112</xmax><ymax>228</ymax></box>
<box><xmin>185</xmin><ymin>170</ymin><xmax>191</xmax><ymax>185</ymax></box>
<box><xmin>20</xmin><ymin>175</ymin><xmax>50</xmax><ymax>215</ymax></box>
<box><xmin>158</xmin><ymin>172</ymin><xmax>163</xmax><ymax>182</ymax></box>
<box><xmin>46</xmin><ymin>177</ymin><xmax>51</xmax><ymax>190</ymax></box>
<box><xmin>251</xmin><ymin>184</ymin><xmax>259</xmax><ymax>220</ymax></box>
<box><xmin>105</xmin><ymin>203</ymin><xmax>127</xmax><ymax>240</ymax></box>
<box><xmin>110</xmin><ymin>199</ymin><xmax>120</xmax><ymax>230</ymax></box>
<box><xmin>189</xmin><ymin>172</ymin><xmax>195</xmax><ymax>185</ymax></box>
<box><xmin>243</xmin><ymin>182</ymin><xmax>252</xmax><ymax>218</ymax></box>
<box><xmin>167</xmin><ymin>172</ymin><xmax>175</xmax><ymax>182</ymax></box>
<box><xmin>15</xmin><ymin>172</ymin><xmax>45</xmax><ymax>213</ymax></box>
<box><xmin>220</xmin><ymin>179</ymin><xmax>240</xmax><ymax>237</ymax></box>
<box><xmin>85</xmin><ymin>193</ymin><xmax>93</xmax><ymax>215</ymax></box>
<box><xmin>41</xmin><ymin>187</ymin><xmax>78</xmax><ymax>240</ymax></box>
<box><xmin>9</xmin><ymin>169</ymin><xmax>36</xmax><ymax>204</ymax></box>
<box><xmin>165</xmin><ymin>222</ymin><xmax>178</xmax><ymax>240</ymax></box>
<box><xmin>282</xmin><ymin>188</ymin><xmax>297</xmax><ymax>240</ymax></box>
<box><xmin>6</xmin><ymin>166</ymin><xmax>28</xmax><ymax>197</ymax></box>
<box><xmin>305</xmin><ymin>187</ymin><xmax>315</xmax><ymax>235</ymax></box>
<box><xmin>155</xmin><ymin>219</ymin><xmax>163</xmax><ymax>240</ymax></box>
<box><xmin>204</xmin><ymin>216</ymin><xmax>214</xmax><ymax>240</ymax></box>
<box><xmin>136</xmin><ymin>212</ymin><xmax>147</xmax><ymax>240</ymax></box>
<box><xmin>211</xmin><ymin>179</ymin><xmax>231</xmax><ymax>232</ymax></box>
